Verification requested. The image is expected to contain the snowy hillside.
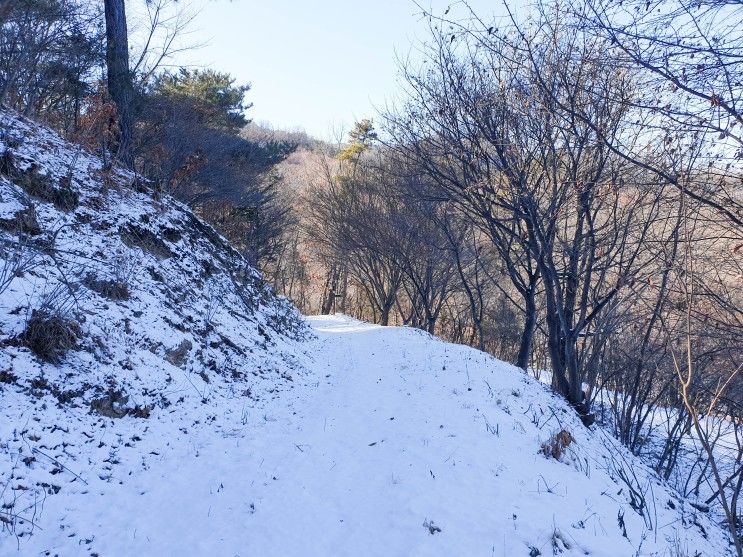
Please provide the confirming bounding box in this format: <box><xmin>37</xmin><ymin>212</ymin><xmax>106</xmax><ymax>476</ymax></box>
<box><xmin>0</xmin><ymin>110</ymin><xmax>733</xmax><ymax>555</ymax></box>
<box><xmin>0</xmin><ymin>108</ymin><xmax>307</xmax><ymax>548</ymax></box>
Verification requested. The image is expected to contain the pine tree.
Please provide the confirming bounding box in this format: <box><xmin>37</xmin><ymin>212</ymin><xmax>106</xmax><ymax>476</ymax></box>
<box><xmin>154</xmin><ymin>68</ymin><xmax>252</xmax><ymax>133</ymax></box>
<box><xmin>104</xmin><ymin>0</ymin><xmax>134</xmax><ymax>167</ymax></box>
<box><xmin>337</xmin><ymin>119</ymin><xmax>377</xmax><ymax>177</ymax></box>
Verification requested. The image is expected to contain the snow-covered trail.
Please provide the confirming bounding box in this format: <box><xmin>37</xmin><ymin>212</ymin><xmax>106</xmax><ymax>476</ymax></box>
<box><xmin>239</xmin><ymin>315</ymin><xmax>518</xmax><ymax>556</ymax></box>
<box><xmin>78</xmin><ymin>314</ymin><xmax>517</xmax><ymax>556</ymax></box>
<box><xmin>6</xmin><ymin>315</ymin><xmax>728</xmax><ymax>556</ymax></box>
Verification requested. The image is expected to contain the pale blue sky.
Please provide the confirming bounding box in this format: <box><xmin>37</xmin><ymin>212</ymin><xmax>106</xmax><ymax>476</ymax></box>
<box><xmin>159</xmin><ymin>0</ymin><xmax>505</xmax><ymax>140</ymax></box>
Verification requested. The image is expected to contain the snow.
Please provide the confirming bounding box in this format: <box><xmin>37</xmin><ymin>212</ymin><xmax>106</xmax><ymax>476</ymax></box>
<box><xmin>2</xmin><ymin>315</ymin><xmax>732</xmax><ymax>555</ymax></box>
<box><xmin>0</xmin><ymin>109</ymin><xmax>734</xmax><ymax>555</ymax></box>
<box><xmin>0</xmin><ymin>108</ymin><xmax>308</xmax><ymax>551</ymax></box>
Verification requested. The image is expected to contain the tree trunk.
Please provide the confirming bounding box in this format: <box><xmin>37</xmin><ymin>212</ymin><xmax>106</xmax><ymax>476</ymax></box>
<box><xmin>516</xmin><ymin>287</ymin><xmax>537</xmax><ymax>371</ymax></box>
<box><xmin>380</xmin><ymin>306</ymin><xmax>391</xmax><ymax>326</ymax></box>
<box><xmin>104</xmin><ymin>0</ymin><xmax>134</xmax><ymax>168</ymax></box>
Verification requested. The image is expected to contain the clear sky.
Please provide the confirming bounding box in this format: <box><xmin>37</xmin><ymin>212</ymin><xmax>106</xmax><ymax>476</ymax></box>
<box><xmin>146</xmin><ymin>0</ymin><xmax>504</xmax><ymax>140</ymax></box>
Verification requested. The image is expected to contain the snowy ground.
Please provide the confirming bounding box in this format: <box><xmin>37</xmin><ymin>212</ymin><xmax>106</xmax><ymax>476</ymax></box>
<box><xmin>2</xmin><ymin>315</ymin><xmax>730</xmax><ymax>556</ymax></box>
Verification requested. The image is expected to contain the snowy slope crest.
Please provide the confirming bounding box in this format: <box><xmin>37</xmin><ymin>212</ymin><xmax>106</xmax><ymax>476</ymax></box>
<box><xmin>0</xmin><ymin>109</ymin><xmax>308</xmax><ymax>544</ymax></box>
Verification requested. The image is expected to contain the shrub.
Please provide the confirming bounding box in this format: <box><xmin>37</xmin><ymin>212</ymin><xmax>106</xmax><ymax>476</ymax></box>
<box><xmin>20</xmin><ymin>309</ymin><xmax>81</xmax><ymax>364</ymax></box>
<box><xmin>0</xmin><ymin>205</ymin><xmax>41</xmax><ymax>235</ymax></box>
<box><xmin>90</xmin><ymin>388</ymin><xmax>151</xmax><ymax>419</ymax></box>
<box><xmin>119</xmin><ymin>224</ymin><xmax>173</xmax><ymax>259</ymax></box>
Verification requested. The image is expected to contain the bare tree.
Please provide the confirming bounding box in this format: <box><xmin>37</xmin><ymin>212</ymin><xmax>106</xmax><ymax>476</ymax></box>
<box><xmin>385</xmin><ymin>6</ymin><xmax>674</xmax><ymax>424</ymax></box>
<box><xmin>437</xmin><ymin>209</ymin><xmax>494</xmax><ymax>350</ymax></box>
<box><xmin>0</xmin><ymin>0</ymin><xmax>104</xmax><ymax>132</ymax></box>
<box><xmin>672</xmin><ymin>201</ymin><xmax>743</xmax><ymax>555</ymax></box>
<box><xmin>129</xmin><ymin>0</ymin><xmax>200</xmax><ymax>85</ymax></box>
<box><xmin>384</xmin><ymin>35</ymin><xmax>542</xmax><ymax>370</ymax></box>
<box><xmin>575</xmin><ymin>0</ymin><xmax>743</xmax><ymax>228</ymax></box>
<box><xmin>393</xmin><ymin>187</ymin><xmax>459</xmax><ymax>334</ymax></box>
<box><xmin>308</xmin><ymin>148</ymin><xmax>407</xmax><ymax>324</ymax></box>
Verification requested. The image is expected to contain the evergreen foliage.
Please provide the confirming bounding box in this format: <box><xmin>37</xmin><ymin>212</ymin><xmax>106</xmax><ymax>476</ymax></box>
<box><xmin>154</xmin><ymin>68</ymin><xmax>252</xmax><ymax>132</ymax></box>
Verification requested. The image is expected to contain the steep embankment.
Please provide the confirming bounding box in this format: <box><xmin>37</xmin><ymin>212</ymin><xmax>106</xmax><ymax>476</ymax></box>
<box><xmin>0</xmin><ymin>109</ymin><xmax>307</xmax><ymax>548</ymax></box>
<box><xmin>0</xmin><ymin>111</ymin><xmax>732</xmax><ymax>556</ymax></box>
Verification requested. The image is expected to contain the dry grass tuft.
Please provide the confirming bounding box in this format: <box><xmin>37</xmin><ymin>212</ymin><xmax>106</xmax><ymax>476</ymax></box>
<box><xmin>541</xmin><ymin>429</ymin><xmax>574</xmax><ymax>460</ymax></box>
<box><xmin>20</xmin><ymin>310</ymin><xmax>81</xmax><ymax>364</ymax></box>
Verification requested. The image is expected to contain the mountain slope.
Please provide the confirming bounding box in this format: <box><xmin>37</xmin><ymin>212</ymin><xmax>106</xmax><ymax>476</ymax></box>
<box><xmin>0</xmin><ymin>111</ymin><xmax>732</xmax><ymax>556</ymax></box>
